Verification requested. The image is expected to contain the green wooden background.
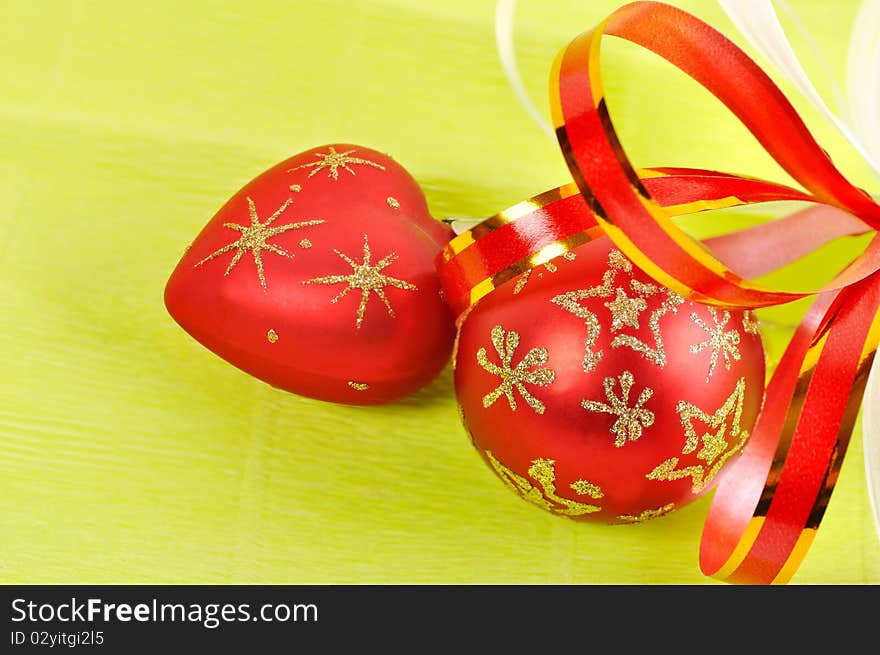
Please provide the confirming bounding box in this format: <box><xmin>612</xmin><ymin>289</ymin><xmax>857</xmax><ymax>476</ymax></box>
<box><xmin>2</xmin><ymin>0</ymin><xmax>878</xmax><ymax>584</ymax></box>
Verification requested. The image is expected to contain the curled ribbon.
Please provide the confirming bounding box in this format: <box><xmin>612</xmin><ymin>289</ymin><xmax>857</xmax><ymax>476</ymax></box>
<box><xmin>436</xmin><ymin>0</ymin><xmax>880</xmax><ymax>584</ymax></box>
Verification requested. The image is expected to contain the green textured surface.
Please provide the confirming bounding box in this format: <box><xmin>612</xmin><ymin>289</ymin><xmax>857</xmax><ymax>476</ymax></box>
<box><xmin>1</xmin><ymin>0</ymin><xmax>877</xmax><ymax>584</ymax></box>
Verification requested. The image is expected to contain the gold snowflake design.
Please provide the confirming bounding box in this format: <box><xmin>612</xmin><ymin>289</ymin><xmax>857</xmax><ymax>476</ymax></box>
<box><xmin>690</xmin><ymin>308</ymin><xmax>742</xmax><ymax>382</ymax></box>
<box><xmin>486</xmin><ymin>451</ymin><xmax>603</xmax><ymax>517</ymax></box>
<box><xmin>646</xmin><ymin>377</ymin><xmax>748</xmax><ymax>493</ymax></box>
<box><xmin>288</xmin><ymin>146</ymin><xmax>386</xmax><ymax>180</ymax></box>
<box><xmin>302</xmin><ymin>234</ymin><xmax>417</xmax><ymax>329</ymax></box>
<box><xmin>551</xmin><ymin>250</ymin><xmax>684</xmax><ymax>371</ymax></box>
<box><xmin>582</xmin><ymin>371</ymin><xmax>655</xmax><ymax>447</ymax></box>
<box><xmin>477</xmin><ymin>325</ymin><xmax>555</xmax><ymax>414</ymax></box>
<box><xmin>194</xmin><ymin>196</ymin><xmax>324</xmax><ymax>289</ymax></box>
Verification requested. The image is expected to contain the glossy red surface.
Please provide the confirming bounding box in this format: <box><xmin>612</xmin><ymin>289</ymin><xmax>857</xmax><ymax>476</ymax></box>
<box><xmin>165</xmin><ymin>144</ymin><xmax>456</xmax><ymax>404</ymax></box>
<box><xmin>455</xmin><ymin>238</ymin><xmax>766</xmax><ymax>523</ymax></box>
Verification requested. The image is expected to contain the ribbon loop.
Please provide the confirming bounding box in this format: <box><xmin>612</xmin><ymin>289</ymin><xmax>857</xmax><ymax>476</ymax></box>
<box><xmin>438</xmin><ymin>0</ymin><xmax>880</xmax><ymax>583</ymax></box>
<box><xmin>551</xmin><ymin>1</ymin><xmax>880</xmax><ymax>309</ymax></box>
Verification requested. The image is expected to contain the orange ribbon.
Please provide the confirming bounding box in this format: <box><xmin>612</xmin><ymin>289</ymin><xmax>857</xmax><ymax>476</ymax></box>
<box><xmin>437</xmin><ymin>0</ymin><xmax>880</xmax><ymax>584</ymax></box>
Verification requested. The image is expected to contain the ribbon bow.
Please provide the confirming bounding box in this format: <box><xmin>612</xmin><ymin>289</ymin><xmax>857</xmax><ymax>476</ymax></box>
<box><xmin>436</xmin><ymin>0</ymin><xmax>880</xmax><ymax>584</ymax></box>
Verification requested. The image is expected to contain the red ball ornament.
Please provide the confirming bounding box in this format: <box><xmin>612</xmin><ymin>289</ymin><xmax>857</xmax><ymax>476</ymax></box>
<box><xmin>454</xmin><ymin>237</ymin><xmax>766</xmax><ymax>523</ymax></box>
<box><xmin>165</xmin><ymin>143</ymin><xmax>456</xmax><ymax>404</ymax></box>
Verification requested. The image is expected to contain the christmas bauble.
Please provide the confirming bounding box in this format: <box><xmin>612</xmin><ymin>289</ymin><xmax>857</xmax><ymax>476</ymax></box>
<box><xmin>165</xmin><ymin>143</ymin><xmax>456</xmax><ymax>404</ymax></box>
<box><xmin>454</xmin><ymin>237</ymin><xmax>766</xmax><ymax>523</ymax></box>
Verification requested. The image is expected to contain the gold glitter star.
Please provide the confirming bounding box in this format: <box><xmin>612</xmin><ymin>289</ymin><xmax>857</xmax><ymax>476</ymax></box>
<box><xmin>302</xmin><ymin>235</ymin><xmax>416</xmax><ymax>329</ymax></box>
<box><xmin>582</xmin><ymin>371</ymin><xmax>655</xmax><ymax>447</ymax></box>
<box><xmin>477</xmin><ymin>325</ymin><xmax>555</xmax><ymax>414</ymax></box>
<box><xmin>486</xmin><ymin>451</ymin><xmax>603</xmax><ymax>517</ymax></box>
<box><xmin>690</xmin><ymin>308</ymin><xmax>742</xmax><ymax>382</ymax></box>
<box><xmin>194</xmin><ymin>196</ymin><xmax>324</xmax><ymax>289</ymax></box>
<box><xmin>551</xmin><ymin>249</ymin><xmax>684</xmax><ymax>371</ymax></box>
<box><xmin>605</xmin><ymin>288</ymin><xmax>648</xmax><ymax>330</ymax></box>
<box><xmin>647</xmin><ymin>377</ymin><xmax>748</xmax><ymax>493</ymax></box>
<box><xmin>288</xmin><ymin>146</ymin><xmax>386</xmax><ymax>180</ymax></box>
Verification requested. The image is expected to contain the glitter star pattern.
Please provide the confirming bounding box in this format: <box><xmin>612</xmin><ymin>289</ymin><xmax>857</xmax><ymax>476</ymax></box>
<box><xmin>582</xmin><ymin>371</ymin><xmax>655</xmax><ymax>447</ymax></box>
<box><xmin>646</xmin><ymin>377</ymin><xmax>748</xmax><ymax>493</ymax></box>
<box><xmin>551</xmin><ymin>249</ymin><xmax>684</xmax><ymax>371</ymax></box>
<box><xmin>288</xmin><ymin>146</ymin><xmax>386</xmax><ymax>180</ymax></box>
<box><xmin>302</xmin><ymin>235</ymin><xmax>417</xmax><ymax>329</ymax></box>
<box><xmin>477</xmin><ymin>325</ymin><xmax>556</xmax><ymax>414</ymax></box>
<box><xmin>690</xmin><ymin>308</ymin><xmax>742</xmax><ymax>382</ymax></box>
<box><xmin>604</xmin><ymin>288</ymin><xmax>648</xmax><ymax>331</ymax></box>
<box><xmin>194</xmin><ymin>197</ymin><xmax>324</xmax><ymax>289</ymax></box>
<box><xmin>486</xmin><ymin>451</ymin><xmax>603</xmax><ymax>517</ymax></box>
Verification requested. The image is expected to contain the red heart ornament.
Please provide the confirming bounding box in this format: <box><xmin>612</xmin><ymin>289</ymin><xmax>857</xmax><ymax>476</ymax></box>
<box><xmin>165</xmin><ymin>144</ymin><xmax>457</xmax><ymax>404</ymax></box>
<box><xmin>454</xmin><ymin>238</ymin><xmax>766</xmax><ymax>523</ymax></box>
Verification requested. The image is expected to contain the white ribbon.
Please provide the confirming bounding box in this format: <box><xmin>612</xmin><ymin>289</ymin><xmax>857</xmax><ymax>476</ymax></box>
<box><xmin>495</xmin><ymin>0</ymin><xmax>555</xmax><ymax>140</ymax></box>
<box><xmin>718</xmin><ymin>0</ymin><xmax>880</xmax><ymax>177</ymax></box>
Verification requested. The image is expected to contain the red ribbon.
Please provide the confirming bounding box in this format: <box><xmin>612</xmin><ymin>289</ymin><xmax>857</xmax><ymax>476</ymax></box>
<box><xmin>437</xmin><ymin>1</ymin><xmax>880</xmax><ymax>583</ymax></box>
